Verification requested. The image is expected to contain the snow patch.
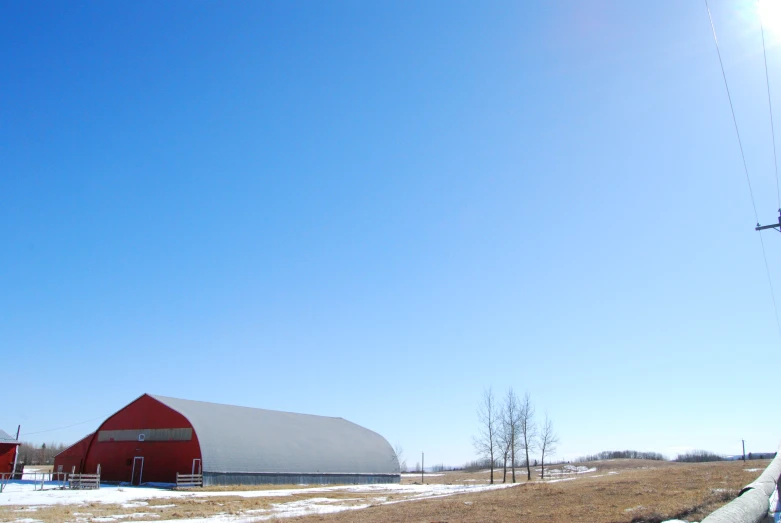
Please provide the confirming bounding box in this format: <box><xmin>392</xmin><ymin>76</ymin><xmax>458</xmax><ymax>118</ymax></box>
<box><xmin>0</xmin><ymin>480</ymin><xmax>520</xmax><ymax>522</ymax></box>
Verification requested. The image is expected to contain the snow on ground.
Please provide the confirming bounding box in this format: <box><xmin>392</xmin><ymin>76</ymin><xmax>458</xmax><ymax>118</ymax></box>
<box><xmin>399</xmin><ymin>473</ymin><xmax>443</xmax><ymax>477</ymax></box>
<box><xmin>0</xmin><ymin>480</ymin><xmax>519</xmax><ymax>523</ymax></box>
<box><xmin>20</xmin><ymin>467</ymin><xmax>50</xmax><ymax>481</ymax></box>
<box><xmin>543</xmin><ymin>465</ymin><xmax>596</xmax><ymax>476</ymax></box>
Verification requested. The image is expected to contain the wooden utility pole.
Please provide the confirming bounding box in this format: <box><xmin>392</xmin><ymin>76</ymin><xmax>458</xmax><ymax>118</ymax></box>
<box><xmin>742</xmin><ymin>440</ymin><xmax>746</xmax><ymax>462</ymax></box>
<box><xmin>421</xmin><ymin>452</ymin><xmax>424</xmax><ymax>484</ymax></box>
<box><xmin>11</xmin><ymin>425</ymin><xmax>20</xmax><ymax>479</ymax></box>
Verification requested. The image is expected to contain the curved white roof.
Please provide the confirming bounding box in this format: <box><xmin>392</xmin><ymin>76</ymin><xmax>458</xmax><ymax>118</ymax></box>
<box><xmin>150</xmin><ymin>395</ymin><xmax>399</xmax><ymax>475</ymax></box>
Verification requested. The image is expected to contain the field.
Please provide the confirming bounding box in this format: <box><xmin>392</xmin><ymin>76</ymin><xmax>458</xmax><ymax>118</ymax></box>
<box><xmin>0</xmin><ymin>460</ymin><xmax>770</xmax><ymax>523</ymax></box>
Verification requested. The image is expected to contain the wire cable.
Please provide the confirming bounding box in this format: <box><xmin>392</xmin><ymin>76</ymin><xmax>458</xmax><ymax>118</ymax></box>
<box><xmin>705</xmin><ymin>0</ymin><xmax>781</xmax><ymax>338</ymax></box>
<box><xmin>20</xmin><ymin>414</ymin><xmax>108</xmax><ymax>437</ymax></box>
<box><xmin>705</xmin><ymin>0</ymin><xmax>760</xmax><ymax>225</ymax></box>
<box><xmin>760</xmin><ymin>15</ymin><xmax>781</xmax><ymax>210</ymax></box>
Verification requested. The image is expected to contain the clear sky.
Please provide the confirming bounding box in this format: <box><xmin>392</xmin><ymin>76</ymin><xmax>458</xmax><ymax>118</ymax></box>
<box><xmin>3</xmin><ymin>0</ymin><xmax>781</xmax><ymax>467</ymax></box>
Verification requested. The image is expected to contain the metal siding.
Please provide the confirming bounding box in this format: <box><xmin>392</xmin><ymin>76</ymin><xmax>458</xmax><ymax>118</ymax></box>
<box><xmin>98</xmin><ymin>428</ymin><xmax>192</xmax><ymax>442</ymax></box>
<box><xmin>151</xmin><ymin>395</ymin><xmax>400</xmax><ymax>476</ymax></box>
<box><xmin>0</xmin><ymin>444</ymin><xmax>17</xmax><ymax>474</ymax></box>
<box><xmin>203</xmin><ymin>472</ymin><xmax>401</xmax><ymax>486</ymax></box>
<box><xmin>53</xmin><ymin>433</ymin><xmax>94</xmax><ymax>474</ymax></box>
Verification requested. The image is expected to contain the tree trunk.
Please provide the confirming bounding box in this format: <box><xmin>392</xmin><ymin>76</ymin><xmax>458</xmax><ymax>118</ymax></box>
<box><xmin>541</xmin><ymin>450</ymin><xmax>545</xmax><ymax>480</ymax></box>
<box><xmin>525</xmin><ymin>446</ymin><xmax>531</xmax><ymax>480</ymax></box>
<box><xmin>489</xmin><ymin>452</ymin><xmax>494</xmax><ymax>484</ymax></box>
<box><xmin>511</xmin><ymin>433</ymin><xmax>516</xmax><ymax>483</ymax></box>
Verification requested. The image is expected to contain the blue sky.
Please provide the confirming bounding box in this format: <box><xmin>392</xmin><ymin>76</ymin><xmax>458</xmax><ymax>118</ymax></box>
<box><xmin>3</xmin><ymin>0</ymin><xmax>781</xmax><ymax>466</ymax></box>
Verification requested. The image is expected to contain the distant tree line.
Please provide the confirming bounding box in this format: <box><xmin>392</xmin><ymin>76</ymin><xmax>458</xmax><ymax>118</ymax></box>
<box><xmin>15</xmin><ymin>442</ymin><xmax>67</xmax><ymax>466</ymax></box>
<box><xmin>674</xmin><ymin>450</ymin><xmax>725</xmax><ymax>463</ymax></box>
<box><xmin>575</xmin><ymin>450</ymin><xmax>665</xmax><ymax>462</ymax></box>
<box><xmin>431</xmin><ymin>463</ymin><xmax>463</xmax><ymax>472</ymax></box>
<box><xmin>463</xmin><ymin>458</ymin><xmax>495</xmax><ymax>473</ymax></box>
<box><xmin>571</xmin><ymin>449</ymin><xmax>754</xmax><ymax>463</ymax></box>
<box><xmin>746</xmin><ymin>452</ymin><xmax>777</xmax><ymax>460</ymax></box>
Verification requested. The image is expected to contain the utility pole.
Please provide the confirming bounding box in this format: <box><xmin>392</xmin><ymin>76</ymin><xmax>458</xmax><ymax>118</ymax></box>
<box><xmin>11</xmin><ymin>425</ymin><xmax>20</xmax><ymax>480</ymax></box>
<box><xmin>421</xmin><ymin>452</ymin><xmax>424</xmax><ymax>484</ymax></box>
<box><xmin>755</xmin><ymin>210</ymin><xmax>781</xmax><ymax>232</ymax></box>
<box><xmin>742</xmin><ymin>440</ymin><xmax>746</xmax><ymax>462</ymax></box>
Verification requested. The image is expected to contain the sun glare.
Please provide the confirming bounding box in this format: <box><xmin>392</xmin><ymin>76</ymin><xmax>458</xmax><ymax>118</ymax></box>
<box><xmin>759</xmin><ymin>0</ymin><xmax>781</xmax><ymax>35</ymax></box>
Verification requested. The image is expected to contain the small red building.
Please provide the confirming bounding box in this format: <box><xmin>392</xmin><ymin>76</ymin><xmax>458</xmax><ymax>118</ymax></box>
<box><xmin>0</xmin><ymin>429</ymin><xmax>21</xmax><ymax>475</ymax></box>
<box><xmin>54</xmin><ymin>393</ymin><xmax>399</xmax><ymax>486</ymax></box>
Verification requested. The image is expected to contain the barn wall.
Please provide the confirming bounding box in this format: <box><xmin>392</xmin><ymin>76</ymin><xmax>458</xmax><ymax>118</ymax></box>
<box><xmin>53</xmin><ymin>433</ymin><xmax>94</xmax><ymax>475</ymax></box>
<box><xmin>0</xmin><ymin>444</ymin><xmax>17</xmax><ymax>474</ymax></box>
<box><xmin>84</xmin><ymin>395</ymin><xmax>201</xmax><ymax>484</ymax></box>
<box><xmin>204</xmin><ymin>472</ymin><xmax>401</xmax><ymax>486</ymax></box>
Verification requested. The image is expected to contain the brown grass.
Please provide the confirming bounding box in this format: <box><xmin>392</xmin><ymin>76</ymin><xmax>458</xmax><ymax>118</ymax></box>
<box><xmin>0</xmin><ymin>459</ymin><xmax>767</xmax><ymax>523</ymax></box>
<box><xmin>0</xmin><ymin>492</ymin><xmax>369</xmax><ymax>523</ymax></box>
<box><xmin>290</xmin><ymin>460</ymin><xmax>765</xmax><ymax>523</ymax></box>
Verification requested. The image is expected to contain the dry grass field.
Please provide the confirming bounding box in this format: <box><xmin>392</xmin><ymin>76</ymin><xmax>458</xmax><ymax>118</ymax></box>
<box><xmin>0</xmin><ymin>459</ymin><xmax>768</xmax><ymax>523</ymax></box>
<box><xmin>291</xmin><ymin>459</ymin><xmax>768</xmax><ymax>523</ymax></box>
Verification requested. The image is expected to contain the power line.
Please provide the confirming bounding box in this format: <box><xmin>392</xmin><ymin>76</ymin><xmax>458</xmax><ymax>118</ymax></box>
<box><xmin>760</xmin><ymin>15</ymin><xmax>781</xmax><ymax>211</ymax></box>
<box><xmin>758</xmin><ymin>13</ymin><xmax>781</xmax><ymax>337</ymax></box>
<box><xmin>705</xmin><ymin>0</ymin><xmax>781</xmax><ymax>337</ymax></box>
<box><xmin>704</xmin><ymin>0</ymin><xmax>760</xmax><ymax>225</ymax></box>
<box><xmin>20</xmin><ymin>414</ymin><xmax>107</xmax><ymax>437</ymax></box>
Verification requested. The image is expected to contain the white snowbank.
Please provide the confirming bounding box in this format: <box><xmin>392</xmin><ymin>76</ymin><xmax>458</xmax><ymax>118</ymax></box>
<box><xmin>544</xmin><ymin>465</ymin><xmax>596</xmax><ymax>476</ymax></box>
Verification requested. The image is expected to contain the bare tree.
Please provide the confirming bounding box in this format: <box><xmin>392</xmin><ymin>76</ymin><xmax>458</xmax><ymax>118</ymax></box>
<box><xmin>538</xmin><ymin>413</ymin><xmax>559</xmax><ymax>480</ymax></box>
<box><xmin>499</xmin><ymin>388</ymin><xmax>522</xmax><ymax>483</ymax></box>
<box><xmin>472</xmin><ymin>387</ymin><xmax>499</xmax><ymax>484</ymax></box>
<box><xmin>519</xmin><ymin>392</ymin><xmax>536</xmax><ymax>480</ymax></box>
<box><xmin>16</xmin><ymin>442</ymin><xmax>67</xmax><ymax>466</ymax></box>
<box><xmin>393</xmin><ymin>444</ymin><xmax>407</xmax><ymax>473</ymax></box>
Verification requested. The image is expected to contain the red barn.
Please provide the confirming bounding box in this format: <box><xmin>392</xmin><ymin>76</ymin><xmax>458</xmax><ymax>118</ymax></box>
<box><xmin>54</xmin><ymin>393</ymin><xmax>399</xmax><ymax>486</ymax></box>
<box><xmin>53</xmin><ymin>433</ymin><xmax>94</xmax><ymax>476</ymax></box>
<box><xmin>0</xmin><ymin>429</ymin><xmax>21</xmax><ymax>475</ymax></box>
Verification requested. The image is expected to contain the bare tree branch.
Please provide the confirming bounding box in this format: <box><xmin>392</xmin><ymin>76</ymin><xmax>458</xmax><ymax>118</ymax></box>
<box><xmin>499</xmin><ymin>388</ymin><xmax>521</xmax><ymax>483</ymax></box>
<box><xmin>538</xmin><ymin>413</ymin><xmax>559</xmax><ymax>480</ymax></box>
<box><xmin>519</xmin><ymin>392</ymin><xmax>536</xmax><ymax>481</ymax></box>
<box><xmin>393</xmin><ymin>444</ymin><xmax>407</xmax><ymax>473</ymax></box>
<box><xmin>472</xmin><ymin>387</ymin><xmax>499</xmax><ymax>484</ymax></box>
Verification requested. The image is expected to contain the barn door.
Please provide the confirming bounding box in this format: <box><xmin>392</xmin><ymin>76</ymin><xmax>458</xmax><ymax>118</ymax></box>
<box><xmin>131</xmin><ymin>457</ymin><xmax>144</xmax><ymax>486</ymax></box>
<box><xmin>192</xmin><ymin>459</ymin><xmax>201</xmax><ymax>475</ymax></box>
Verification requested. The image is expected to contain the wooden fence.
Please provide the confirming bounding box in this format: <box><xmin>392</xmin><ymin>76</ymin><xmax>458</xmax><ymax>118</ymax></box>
<box><xmin>176</xmin><ymin>472</ymin><xmax>203</xmax><ymax>488</ymax></box>
<box><xmin>67</xmin><ymin>464</ymin><xmax>100</xmax><ymax>490</ymax></box>
<box><xmin>67</xmin><ymin>473</ymin><xmax>100</xmax><ymax>490</ymax></box>
<box><xmin>0</xmin><ymin>466</ymin><xmax>101</xmax><ymax>493</ymax></box>
<box><xmin>0</xmin><ymin>470</ymin><xmax>72</xmax><ymax>492</ymax></box>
